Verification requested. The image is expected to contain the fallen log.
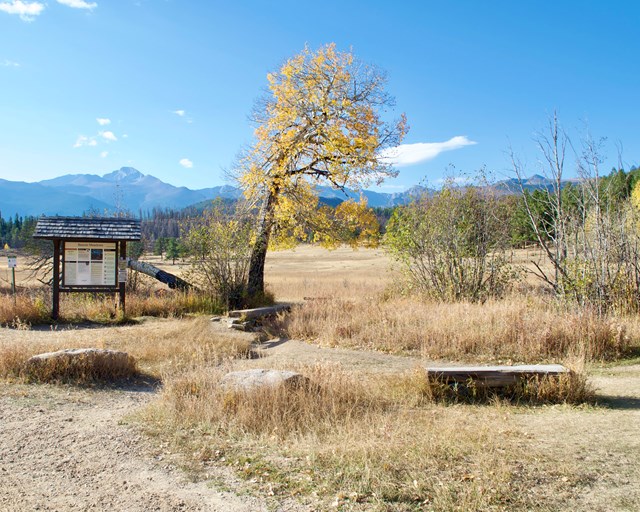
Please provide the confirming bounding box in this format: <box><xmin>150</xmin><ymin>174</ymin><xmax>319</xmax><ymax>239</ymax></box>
<box><xmin>424</xmin><ymin>364</ymin><xmax>570</xmax><ymax>388</ymax></box>
<box><xmin>127</xmin><ymin>259</ymin><xmax>193</xmax><ymax>290</ymax></box>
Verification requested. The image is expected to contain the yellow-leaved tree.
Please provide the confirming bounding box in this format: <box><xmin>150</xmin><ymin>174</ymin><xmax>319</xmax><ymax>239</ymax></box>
<box><xmin>237</xmin><ymin>43</ymin><xmax>407</xmax><ymax>296</ymax></box>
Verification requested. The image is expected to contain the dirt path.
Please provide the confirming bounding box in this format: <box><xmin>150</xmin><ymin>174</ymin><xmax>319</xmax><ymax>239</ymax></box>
<box><xmin>0</xmin><ymin>383</ymin><xmax>269</xmax><ymax>512</ymax></box>
<box><xmin>239</xmin><ymin>337</ymin><xmax>420</xmax><ymax>374</ymax></box>
<box><xmin>249</xmin><ymin>340</ymin><xmax>640</xmax><ymax>511</ymax></box>
<box><xmin>0</xmin><ymin>333</ymin><xmax>421</xmax><ymax>512</ymax></box>
<box><xmin>512</xmin><ymin>364</ymin><xmax>640</xmax><ymax>511</ymax></box>
<box><xmin>1</xmin><ymin>324</ymin><xmax>639</xmax><ymax>511</ymax></box>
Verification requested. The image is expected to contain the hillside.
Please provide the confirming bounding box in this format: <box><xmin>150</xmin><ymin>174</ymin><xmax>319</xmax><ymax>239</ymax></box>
<box><xmin>0</xmin><ymin>179</ymin><xmax>113</xmax><ymax>217</ymax></box>
<box><xmin>1</xmin><ymin>167</ymin><xmax>432</xmax><ymax>217</ymax></box>
<box><xmin>1</xmin><ymin>166</ymin><xmax>580</xmax><ymax>218</ymax></box>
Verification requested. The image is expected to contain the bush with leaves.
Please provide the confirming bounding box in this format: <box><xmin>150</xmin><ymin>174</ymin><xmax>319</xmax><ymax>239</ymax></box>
<box><xmin>182</xmin><ymin>206</ymin><xmax>253</xmax><ymax>309</ymax></box>
<box><xmin>385</xmin><ymin>181</ymin><xmax>516</xmax><ymax>302</ymax></box>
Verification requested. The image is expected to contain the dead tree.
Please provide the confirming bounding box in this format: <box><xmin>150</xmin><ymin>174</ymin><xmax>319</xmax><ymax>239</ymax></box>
<box><xmin>126</xmin><ymin>259</ymin><xmax>193</xmax><ymax>290</ymax></box>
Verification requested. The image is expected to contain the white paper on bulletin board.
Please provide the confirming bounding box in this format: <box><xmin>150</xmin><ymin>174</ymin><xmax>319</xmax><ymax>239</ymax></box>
<box><xmin>63</xmin><ymin>242</ymin><xmax>117</xmax><ymax>286</ymax></box>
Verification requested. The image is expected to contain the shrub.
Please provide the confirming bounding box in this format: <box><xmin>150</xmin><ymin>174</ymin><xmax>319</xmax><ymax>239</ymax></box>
<box><xmin>182</xmin><ymin>205</ymin><xmax>253</xmax><ymax>309</ymax></box>
<box><xmin>385</xmin><ymin>181</ymin><xmax>517</xmax><ymax>302</ymax></box>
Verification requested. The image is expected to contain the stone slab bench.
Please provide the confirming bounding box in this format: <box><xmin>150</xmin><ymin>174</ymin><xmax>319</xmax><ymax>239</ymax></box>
<box><xmin>424</xmin><ymin>364</ymin><xmax>570</xmax><ymax>388</ymax></box>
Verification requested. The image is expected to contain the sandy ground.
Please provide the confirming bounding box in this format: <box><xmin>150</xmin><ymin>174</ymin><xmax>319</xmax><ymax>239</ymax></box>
<box><xmin>0</xmin><ymin>382</ymin><xmax>274</xmax><ymax>512</ymax></box>
<box><xmin>0</xmin><ymin>246</ymin><xmax>637</xmax><ymax>510</ymax></box>
<box><xmin>519</xmin><ymin>366</ymin><xmax>640</xmax><ymax>511</ymax></box>
<box><xmin>0</xmin><ymin>322</ymin><xmax>421</xmax><ymax>512</ymax></box>
<box><xmin>1</xmin><ymin>323</ymin><xmax>639</xmax><ymax>511</ymax></box>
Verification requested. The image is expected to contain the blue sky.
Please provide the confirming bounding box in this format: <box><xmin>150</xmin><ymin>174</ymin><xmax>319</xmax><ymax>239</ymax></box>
<box><xmin>1</xmin><ymin>0</ymin><xmax>638</xmax><ymax>192</ymax></box>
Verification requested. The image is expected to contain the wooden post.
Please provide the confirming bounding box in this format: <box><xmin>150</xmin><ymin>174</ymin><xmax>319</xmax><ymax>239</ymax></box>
<box><xmin>52</xmin><ymin>239</ymin><xmax>60</xmax><ymax>320</ymax></box>
<box><xmin>118</xmin><ymin>241</ymin><xmax>127</xmax><ymax>315</ymax></box>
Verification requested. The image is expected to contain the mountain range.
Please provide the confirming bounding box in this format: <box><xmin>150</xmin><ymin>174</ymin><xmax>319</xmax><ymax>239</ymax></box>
<box><xmin>0</xmin><ymin>167</ymin><xmax>557</xmax><ymax>218</ymax></box>
<box><xmin>1</xmin><ymin>168</ymin><xmax>239</xmax><ymax>217</ymax></box>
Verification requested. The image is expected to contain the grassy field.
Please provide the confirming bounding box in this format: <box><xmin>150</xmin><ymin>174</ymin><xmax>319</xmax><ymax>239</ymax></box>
<box><xmin>1</xmin><ymin>245</ymin><xmax>639</xmax><ymax>510</ymax></box>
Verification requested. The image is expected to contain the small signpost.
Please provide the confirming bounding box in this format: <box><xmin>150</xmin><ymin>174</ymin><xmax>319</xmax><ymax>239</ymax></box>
<box><xmin>33</xmin><ymin>217</ymin><xmax>141</xmax><ymax>320</ymax></box>
<box><xmin>7</xmin><ymin>256</ymin><xmax>17</xmax><ymax>295</ymax></box>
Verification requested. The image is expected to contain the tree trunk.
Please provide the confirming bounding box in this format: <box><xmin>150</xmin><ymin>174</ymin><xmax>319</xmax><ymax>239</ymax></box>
<box><xmin>127</xmin><ymin>259</ymin><xmax>192</xmax><ymax>290</ymax></box>
<box><xmin>247</xmin><ymin>187</ymin><xmax>278</xmax><ymax>297</ymax></box>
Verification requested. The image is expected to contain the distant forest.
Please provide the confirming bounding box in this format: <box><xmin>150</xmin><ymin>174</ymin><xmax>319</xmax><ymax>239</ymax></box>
<box><xmin>0</xmin><ymin>214</ymin><xmax>38</xmax><ymax>249</ymax></box>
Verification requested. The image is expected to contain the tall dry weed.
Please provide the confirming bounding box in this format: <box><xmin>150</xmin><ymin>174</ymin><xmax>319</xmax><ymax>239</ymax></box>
<box><xmin>0</xmin><ymin>289</ymin><xmax>49</xmax><ymax>326</ymax></box>
<box><xmin>274</xmin><ymin>294</ymin><xmax>635</xmax><ymax>362</ymax></box>
<box><xmin>0</xmin><ymin>287</ymin><xmax>225</xmax><ymax>326</ymax></box>
<box><xmin>0</xmin><ymin>317</ymin><xmax>253</xmax><ymax>380</ymax></box>
<box><xmin>146</xmin><ymin>363</ymin><xmax>586</xmax><ymax>510</ymax></box>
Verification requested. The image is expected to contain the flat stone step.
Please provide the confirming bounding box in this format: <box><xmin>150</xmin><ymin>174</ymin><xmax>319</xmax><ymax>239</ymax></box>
<box><xmin>424</xmin><ymin>364</ymin><xmax>570</xmax><ymax>388</ymax></box>
<box><xmin>228</xmin><ymin>303</ymin><xmax>292</xmax><ymax>320</ymax></box>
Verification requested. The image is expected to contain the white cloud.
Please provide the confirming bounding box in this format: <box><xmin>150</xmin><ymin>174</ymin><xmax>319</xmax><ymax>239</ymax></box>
<box><xmin>380</xmin><ymin>136</ymin><xmax>477</xmax><ymax>167</ymax></box>
<box><xmin>1</xmin><ymin>59</ymin><xmax>20</xmax><ymax>67</ymax></box>
<box><xmin>100</xmin><ymin>130</ymin><xmax>117</xmax><ymax>142</ymax></box>
<box><xmin>73</xmin><ymin>135</ymin><xmax>97</xmax><ymax>148</ymax></box>
<box><xmin>56</xmin><ymin>0</ymin><xmax>97</xmax><ymax>9</ymax></box>
<box><xmin>96</xmin><ymin>117</ymin><xmax>110</xmax><ymax>126</ymax></box>
<box><xmin>0</xmin><ymin>1</ymin><xmax>45</xmax><ymax>21</ymax></box>
<box><xmin>100</xmin><ymin>151</ymin><xmax>108</xmax><ymax>158</ymax></box>
<box><xmin>179</xmin><ymin>158</ymin><xmax>193</xmax><ymax>169</ymax></box>
<box><xmin>173</xmin><ymin>109</ymin><xmax>185</xmax><ymax>117</ymax></box>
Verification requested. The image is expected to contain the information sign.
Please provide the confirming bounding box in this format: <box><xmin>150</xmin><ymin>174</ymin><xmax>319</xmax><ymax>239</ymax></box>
<box><xmin>63</xmin><ymin>242</ymin><xmax>117</xmax><ymax>286</ymax></box>
<box><xmin>7</xmin><ymin>257</ymin><xmax>17</xmax><ymax>268</ymax></box>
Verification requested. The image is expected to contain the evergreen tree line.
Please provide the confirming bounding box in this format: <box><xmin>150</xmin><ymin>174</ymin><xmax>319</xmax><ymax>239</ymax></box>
<box><xmin>138</xmin><ymin>199</ymin><xmax>238</xmax><ymax>255</ymax></box>
<box><xmin>0</xmin><ymin>214</ymin><xmax>38</xmax><ymax>249</ymax></box>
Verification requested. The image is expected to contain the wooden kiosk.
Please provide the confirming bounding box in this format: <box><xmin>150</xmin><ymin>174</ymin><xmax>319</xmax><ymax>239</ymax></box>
<box><xmin>33</xmin><ymin>217</ymin><xmax>142</xmax><ymax>320</ymax></box>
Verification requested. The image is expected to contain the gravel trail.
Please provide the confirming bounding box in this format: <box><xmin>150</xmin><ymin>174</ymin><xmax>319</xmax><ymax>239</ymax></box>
<box><xmin>0</xmin><ymin>384</ymin><xmax>268</xmax><ymax>512</ymax></box>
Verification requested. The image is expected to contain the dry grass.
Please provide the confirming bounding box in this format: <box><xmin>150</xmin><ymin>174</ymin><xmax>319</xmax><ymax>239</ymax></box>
<box><xmin>0</xmin><ymin>289</ymin><xmax>49</xmax><ymax>327</ymax></box>
<box><xmin>161</xmin><ymin>365</ymin><xmax>387</xmax><ymax>435</ymax></box>
<box><xmin>273</xmin><ymin>294</ymin><xmax>635</xmax><ymax>363</ymax></box>
<box><xmin>0</xmin><ymin>287</ymin><xmax>225</xmax><ymax>327</ymax></box>
<box><xmin>0</xmin><ymin>341</ymin><xmax>141</xmax><ymax>384</ymax></box>
<box><xmin>142</xmin><ymin>363</ymin><xmax>589</xmax><ymax>510</ymax></box>
<box><xmin>264</xmin><ymin>246</ymin><xmax>638</xmax><ymax>362</ymax></box>
<box><xmin>121</xmin><ymin>317</ymin><xmax>253</xmax><ymax>374</ymax></box>
<box><xmin>414</xmin><ymin>368</ymin><xmax>594</xmax><ymax>405</ymax></box>
<box><xmin>63</xmin><ymin>290</ymin><xmax>224</xmax><ymax>321</ymax></box>
<box><xmin>0</xmin><ymin>317</ymin><xmax>253</xmax><ymax>381</ymax></box>
<box><xmin>264</xmin><ymin>245</ymin><xmax>393</xmax><ymax>301</ymax></box>
<box><xmin>1</xmin><ymin>247</ymin><xmax>629</xmax><ymax>509</ymax></box>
